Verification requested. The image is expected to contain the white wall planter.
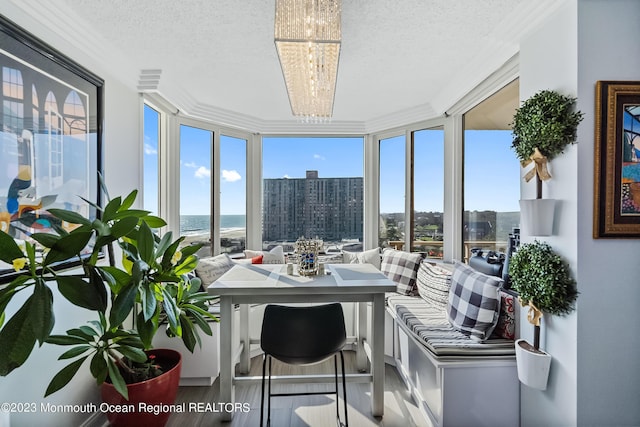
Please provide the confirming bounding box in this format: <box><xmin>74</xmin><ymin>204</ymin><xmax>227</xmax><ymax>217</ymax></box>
<box><xmin>515</xmin><ymin>338</ymin><xmax>552</xmax><ymax>390</ymax></box>
<box><xmin>519</xmin><ymin>199</ymin><xmax>556</xmax><ymax>236</ymax></box>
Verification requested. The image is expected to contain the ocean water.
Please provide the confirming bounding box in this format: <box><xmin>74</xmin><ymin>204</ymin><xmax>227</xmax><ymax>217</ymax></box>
<box><xmin>180</xmin><ymin>215</ymin><xmax>245</xmax><ymax>234</ymax></box>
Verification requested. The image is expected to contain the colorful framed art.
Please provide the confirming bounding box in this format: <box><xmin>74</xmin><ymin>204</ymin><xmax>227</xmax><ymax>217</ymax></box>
<box><xmin>594</xmin><ymin>81</ymin><xmax>640</xmax><ymax>238</ymax></box>
<box><xmin>0</xmin><ymin>15</ymin><xmax>104</xmax><ymax>280</ymax></box>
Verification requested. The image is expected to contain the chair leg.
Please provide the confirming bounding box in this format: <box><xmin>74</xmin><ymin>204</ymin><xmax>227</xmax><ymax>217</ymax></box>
<box><xmin>334</xmin><ymin>355</ymin><xmax>339</xmax><ymax>421</ymax></box>
<box><xmin>340</xmin><ymin>351</ymin><xmax>349</xmax><ymax>427</ymax></box>
<box><xmin>260</xmin><ymin>354</ymin><xmax>267</xmax><ymax>427</ymax></box>
<box><xmin>267</xmin><ymin>355</ymin><xmax>273</xmax><ymax>427</ymax></box>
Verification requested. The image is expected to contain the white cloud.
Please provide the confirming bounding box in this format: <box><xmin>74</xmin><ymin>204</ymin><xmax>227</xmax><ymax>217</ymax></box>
<box><xmin>313</xmin><ymin>153</ymin><xmax>326</xmax><ymax>160</ymax></box>
<box><xmin>222</xmin><ymin>169</ymin><xmax>242</xmax><ymax>182</ymax></box>
<box><xmin>144</xmin><ymin>143</ymin><xmax>157</xmax><ymax>155</ymax></box>
<box><xmin>194</xmin><ymin>166</ymin><xmax>211</xmax><ymax>178</ymax></box>
<box><xmin>283</xmin><ymin>174</ymin><xmax>290</xmax><ymax>179</ymax></box>
<box><xmin>183</xmin><ymin>161</ymin><xmax>197</xmax><ymax>168</ymax></box>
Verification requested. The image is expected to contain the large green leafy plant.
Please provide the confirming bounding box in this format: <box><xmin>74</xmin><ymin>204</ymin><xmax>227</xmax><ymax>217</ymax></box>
<box><xmin>511</xmin><ymin>89</ymin><xmax>584</xmax><ymax>163</ymax></box>
<box><xmin>0</xmin><ymin>186</ymin><xmax>216</xmax><ymax>399</ymax></box>
<box><xmin>508</xmin><ymin>240</ymin><xmax>578</xmax><ymax>349</ymax></box>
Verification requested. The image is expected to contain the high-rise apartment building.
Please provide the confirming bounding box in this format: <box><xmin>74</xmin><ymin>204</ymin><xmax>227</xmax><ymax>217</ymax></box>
<box><xmin>263</xmin><ymin>170</ymin><xmax>363</xmax><ymax>242</ymax></box>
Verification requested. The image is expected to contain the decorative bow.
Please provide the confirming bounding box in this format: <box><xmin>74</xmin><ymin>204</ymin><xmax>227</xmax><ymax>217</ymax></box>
<box><xmin>522</xmin><ymin>147</ymin><xmax>552</xmax><ymax>182</ymax></box>
<box><xmin>519</xmin><ymin>297</ymin><xmax>543</xmax><ymax>326</ymax></box>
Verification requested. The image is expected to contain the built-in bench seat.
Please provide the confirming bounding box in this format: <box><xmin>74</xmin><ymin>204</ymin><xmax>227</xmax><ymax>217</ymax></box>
<box><xmin>375</xmin><ymin>250</ymin><xmax>519</xmax><ymax>427</ymax></box>
<box><xmin>387</xmin><ymin>294</ymin><xmax>515</xmax><ymax>358</ymax></box>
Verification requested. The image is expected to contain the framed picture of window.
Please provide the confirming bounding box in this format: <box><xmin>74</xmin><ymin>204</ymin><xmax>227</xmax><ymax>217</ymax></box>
<box><xmin>0</xmin><ymin>15</ymin><xmax>104</xmax><ymax>280</ymax></box>
<box><xmin>594</xmin><ymin>81</ymin><xmax>640</xmax><ymax>238</ymax></box>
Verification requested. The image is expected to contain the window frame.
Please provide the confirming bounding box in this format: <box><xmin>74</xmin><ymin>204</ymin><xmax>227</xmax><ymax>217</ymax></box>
<box><xmin>259</xmin><ymin>134</ymin><xmax>366</xmax><ymax>249</ymax></box>
<box><xmin>141</xmin><ymin>58</ymin><xmax>518</xmax><ymax>263</ymax></box>
<box><xmin>372</xmin><ymin>118</ymin><xmax>447</xmax><ymax>255</ymax></box>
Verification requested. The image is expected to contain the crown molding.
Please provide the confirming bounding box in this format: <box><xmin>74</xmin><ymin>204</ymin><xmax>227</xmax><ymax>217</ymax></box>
<box><xmin>445</xmin><ymin>53</ymin><xmax>519</xmax><ymax>117</ymax></box>
<box><xmin>172</xmin><ymin>97</ymin><xmax>436</xmax><ymax>135</ymax></box>
<box><xmin>431</xmin><ymin>0</ymin><xmax>564</xmax><ymax>117</ymax></box>
<box><xmin>8</xmin><ymin>0</ymin><xmax>138</xmax><ymax>88</ymax></box>
<box><xmin>362</xmin><ymin>103</ymin><xmax>438</xmax><ymax>135</ymax></box>
<box><xmin>137</xmin><ymin>69</ymin><xmax>162</xmax><ymax>91</ymax></box>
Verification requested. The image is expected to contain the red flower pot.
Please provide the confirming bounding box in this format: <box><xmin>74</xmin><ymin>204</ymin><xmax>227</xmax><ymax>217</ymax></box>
<box><xmin>101</xmin><ymin>348</ymin><xmax>182</xmax><ymax>427</ymax></box>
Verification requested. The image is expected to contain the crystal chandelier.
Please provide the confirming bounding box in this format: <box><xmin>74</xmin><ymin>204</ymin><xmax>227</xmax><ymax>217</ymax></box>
<box><xmin>274</xmin><ymin>0</ymin><xmax>341</xmax><ymax>121</ymax></box>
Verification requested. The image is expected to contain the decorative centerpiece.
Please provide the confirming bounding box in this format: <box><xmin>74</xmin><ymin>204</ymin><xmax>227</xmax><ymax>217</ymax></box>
<box><xmin>294</xmin><ymin>236</ymin><xmax>322</xmax><ymax>276</ymax></box>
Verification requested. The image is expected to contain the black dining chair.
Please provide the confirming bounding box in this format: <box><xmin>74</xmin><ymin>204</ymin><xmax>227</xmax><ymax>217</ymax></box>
<box><xmin>260</xmin><ymin>303</ymin><xmax>348</xmax><ymax>427</ymax></box>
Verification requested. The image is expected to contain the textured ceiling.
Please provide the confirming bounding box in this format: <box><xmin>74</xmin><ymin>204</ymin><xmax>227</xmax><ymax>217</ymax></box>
<box><xmin>13</xmin><ymin>0</ymin><xmax>564</xmax><ymax>130</ymax></box>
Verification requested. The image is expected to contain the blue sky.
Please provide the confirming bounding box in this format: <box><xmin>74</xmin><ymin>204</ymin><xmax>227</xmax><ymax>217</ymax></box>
<box><xmin>144</xmin><ymin>106</ymin><xmax>520</xmax><ymax>216</ymax></box>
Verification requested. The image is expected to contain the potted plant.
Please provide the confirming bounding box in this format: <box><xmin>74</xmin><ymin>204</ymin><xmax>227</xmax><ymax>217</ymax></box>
<box><xmin>511</xmin><ymin>90</ymin><xmax>584</xmax><ymax>236</ymax></box>
<box><xmin>508</xmin><ymin>240</ymin><xmax>578</xmax><ymax>390</ymax></box>
<box><xmin>0</xmin><ymin>183</ymin><xmax>217</xmax><ymax>426</ymax></box>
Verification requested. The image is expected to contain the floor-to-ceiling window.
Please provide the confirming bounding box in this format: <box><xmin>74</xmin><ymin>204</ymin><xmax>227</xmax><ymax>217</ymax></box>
<box><xmin>379</xmin><ymin>134</ymin><xmax>405</xmax><ymax>249</ymax></box>
<box><xmin>262</xmin><ymin>136</ymin><xmax>364</xmax><ymax>252</ymax></box>
<box><xmin>220</xmin><ymin>134</ymin><xmax>246</xmax><ymax>255</ymax></box>
<box><xmin>142</xmin><ymin>103</ymin><xmax>160</xmax><ymax>216</ymax></box>
<box><xmin>412</xmin><ymin>127</ymin><xmax>444</xmax><ymax>257</ymax></box>
<box><xmin>462</xmin><ymin>79</ymin><xmax>520</xmax><ymax>261</ymax></box>
<box><xmin>180</xmin><ymin>124</ymin><xmax>213</xmax><ymax>256</ymax></box>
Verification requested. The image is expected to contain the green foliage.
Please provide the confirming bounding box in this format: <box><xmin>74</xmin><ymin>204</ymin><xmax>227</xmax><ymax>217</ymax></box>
<box><xmin>508</xmin><ymin>240</ymin><xmax>578</xmax><ymax>316</ymax></box>
<box><xmin>510</xmin><ymin>90</ymin><xmax>584</xmax><ymax>162</ymax></box>
<box><xmin>0</xmin><ymin>185</ymin><xmax>218</xmax><ymax>400</ymax></box>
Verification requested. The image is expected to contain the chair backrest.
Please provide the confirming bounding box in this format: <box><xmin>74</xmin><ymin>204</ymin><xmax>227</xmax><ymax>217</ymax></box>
<box><xmin>261</xmin><ymin>303</ymin><xmax>347</xmax><ymax>365</ymax></box>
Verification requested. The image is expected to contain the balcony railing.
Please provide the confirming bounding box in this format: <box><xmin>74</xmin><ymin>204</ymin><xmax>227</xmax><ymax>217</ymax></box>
<box><xmin>387</xmin><ymin>240</ymin><xmax>508</xmax><ymax>262</ymax></box>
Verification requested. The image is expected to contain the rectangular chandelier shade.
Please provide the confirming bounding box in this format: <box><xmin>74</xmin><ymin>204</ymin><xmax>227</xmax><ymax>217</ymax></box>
<box><xmin>274</xmin><ymin>0</ymin><xmax>341</xmax><ymax>120</ymax></box>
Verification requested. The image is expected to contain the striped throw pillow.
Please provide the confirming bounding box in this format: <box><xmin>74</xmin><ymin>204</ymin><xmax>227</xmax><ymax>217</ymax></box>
<box><xmin>416</xmin><ymin>261</ymin><xmax>452</xmax><ymax>311</ymax></box>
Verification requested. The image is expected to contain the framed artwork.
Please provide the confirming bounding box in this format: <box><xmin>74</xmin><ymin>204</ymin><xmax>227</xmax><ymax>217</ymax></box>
<box><xmin>0</xmin><ymin>15</ymin><xmax>103</xmax><ymax>281</ymax></box>
<box><xmin>594</xmin><ymin>81</ymin><xmax>640</xmax><ymax>238</ymax></box>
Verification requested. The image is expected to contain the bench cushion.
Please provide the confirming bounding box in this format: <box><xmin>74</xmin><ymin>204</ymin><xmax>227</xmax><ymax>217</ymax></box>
<box><xmin>388</xmin><ymin>295</ymin><xmax>514</xmax><ymax>357</ymax></box>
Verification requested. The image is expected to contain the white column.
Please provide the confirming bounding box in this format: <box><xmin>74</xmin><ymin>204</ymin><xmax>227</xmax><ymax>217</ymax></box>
<box><xmin>371</xmin><ymin>293</ymin><xmax>385</xmax><ymax>416</ymax></box>
<box><xmin>219</xmin><ymin>295</ymin><xmax>235</xmax><ymax>421</ymax></box>
<box><xmin>239</xmin><ymin>304</ymin><xmax>250</xmax><ymax>374</ymax></box>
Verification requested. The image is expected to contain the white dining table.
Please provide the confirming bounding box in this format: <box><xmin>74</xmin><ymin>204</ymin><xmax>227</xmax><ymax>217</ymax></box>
<box><xmin>208</xmin><ymin>262</ymin><xmax>397</xmax><ymax>421</ymax></box>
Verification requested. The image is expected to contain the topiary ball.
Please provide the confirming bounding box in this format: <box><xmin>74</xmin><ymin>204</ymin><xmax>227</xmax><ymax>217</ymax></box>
<box><xmin>508</xmin><ymin>240</ymin><xmax>578</xmax><ymax>316</ymax></box>
<box><xmin>510</xmin><ymin>89</ymin><xmax>584</xmax><ymax>163</ymax></box>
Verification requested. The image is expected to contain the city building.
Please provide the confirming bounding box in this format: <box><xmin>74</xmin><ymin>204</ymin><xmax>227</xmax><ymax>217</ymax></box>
<box><xmin>263</xmin><ymin>170</ymin><xmax>363</xmax><ymax>242</ymax></box>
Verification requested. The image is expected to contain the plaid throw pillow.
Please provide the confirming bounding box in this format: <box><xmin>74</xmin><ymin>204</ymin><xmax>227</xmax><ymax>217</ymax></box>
<box><xmin>447</xmin><ymin>261</ymin><xmax>502</xmax><ymax>342</ymax></box>
<box><xmin>380</xmin><ymin>249</ymin><xmax>423</xmax><ymax>295</ymax></box>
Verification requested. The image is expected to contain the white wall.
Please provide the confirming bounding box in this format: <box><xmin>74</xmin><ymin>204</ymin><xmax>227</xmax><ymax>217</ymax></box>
<box><xmin>576</xmin><ymin>1</ymin><xmax>640</xmax><ymax>425</ymax></box>
<box><xmin>518</xmin><ymin>1</ymin><xmax>579</xmax><ymax>426</ymax></box>
<box><xmin>520</xmin><ymin>1</ymin><xmax>640</xmax><ymax>426</ymax></box>
<box><xmin>0</xmin><ymin>4</ymin><xmax>141</xmax><ymax>426</ymax></box>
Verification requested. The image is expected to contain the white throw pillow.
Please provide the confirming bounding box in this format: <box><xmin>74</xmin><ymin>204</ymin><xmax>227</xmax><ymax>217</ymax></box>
<box><xmin>195</xmin><ymin>253</ymin><xmax>234</xmax><ymax>285</ymax></box>
<box><xmin>243</xmin><ymin>245</ymin><xmax>285</xmax><ymax>264</ymax></box>
<box><xmin>342</xmin><ymin>248</ymin><xmax>381</xmax><ymax>270</ymax></box>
